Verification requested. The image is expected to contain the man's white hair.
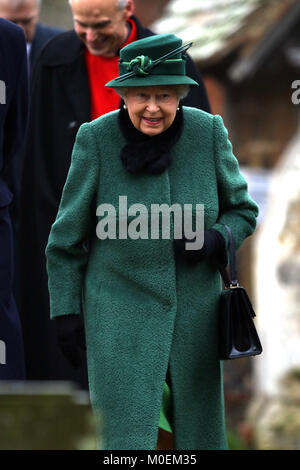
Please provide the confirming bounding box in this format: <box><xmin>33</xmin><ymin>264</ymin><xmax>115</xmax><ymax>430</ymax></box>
<box><xmin>117</xmin><ymin>0</ymin><xmax>127</xmax><ymax>8</ymax></box>
<box><xmin>68</xmin><ymin>0</ymin><xmax>127</xmax><ymax>8</ymax></box>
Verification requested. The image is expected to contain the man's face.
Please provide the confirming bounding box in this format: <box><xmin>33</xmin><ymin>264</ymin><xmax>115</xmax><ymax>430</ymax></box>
<box><xmin>0</xmin><ymin>0</ymin><xmax>40</xmax><ymax>43</ymax></box>
<box><xmin>71</xmin><ymin>0</ymin><xmax>134</xmax><ymax>57</ymax></box>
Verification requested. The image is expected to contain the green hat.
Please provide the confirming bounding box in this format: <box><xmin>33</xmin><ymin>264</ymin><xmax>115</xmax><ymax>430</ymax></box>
<box><xmin>105</xmin><ymin>33</ymin><xmax>199</xmax><ymax>88</ymax></box>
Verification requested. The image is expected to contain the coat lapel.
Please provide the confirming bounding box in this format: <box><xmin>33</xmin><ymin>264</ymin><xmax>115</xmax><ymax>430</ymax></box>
<box><xmin>29</xmin><ymin>24</ymin><xmax>42</xmax><ymax>72</ymax></box>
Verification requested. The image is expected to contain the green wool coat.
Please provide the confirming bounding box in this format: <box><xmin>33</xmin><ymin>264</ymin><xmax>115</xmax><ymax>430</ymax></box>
<box><xmin>46</xmin><ymin>107</ymin><xmax>259</xmax><ymax>450</ymax></box>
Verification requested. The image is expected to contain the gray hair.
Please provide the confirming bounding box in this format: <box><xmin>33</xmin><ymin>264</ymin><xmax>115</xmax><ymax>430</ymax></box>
<box><xmin>114</xmin><ymin>84</ymin><xmax>191</xmax><ymax>100</ymax></box>
<box><xmin>117</xmin><ymin>0</ymin><xmax>127</xmax><ymax>8</ymax></box>
<box><xmin>68</xmin><ymin>0</ymin><xmax>127</xmax><ymax>8</ymax></box>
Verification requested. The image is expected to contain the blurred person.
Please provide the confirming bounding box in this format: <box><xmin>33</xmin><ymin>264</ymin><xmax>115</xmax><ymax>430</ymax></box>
<box><xmin>45</xmin><ymin>34</ymin><xmax>259</xmax><ymax>449</ymax></box>
<box><xmin>0</xmin><ymin>0</ymin><xmax>63</xmax><ymax>74</ymax></box>
<box><xmin>19</xmin><ymin>0</ymin><xmax>211</xmax><ymax>388</ymax></box>
<box><xmin>0</xmin><ymin>0</ymin><xmax>63</xmax><ymax>222</ymax></box>
<box><xmin>0</xmin><ymin>18</ymin><xmax>28</xmax><ymax>379</ymax></box>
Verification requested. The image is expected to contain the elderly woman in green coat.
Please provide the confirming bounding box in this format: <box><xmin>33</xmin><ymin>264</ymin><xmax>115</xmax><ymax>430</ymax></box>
<box><xmin>46</xmin><ymin>34</ymin><xmax>259</xmax><ymax>450</ymax></box>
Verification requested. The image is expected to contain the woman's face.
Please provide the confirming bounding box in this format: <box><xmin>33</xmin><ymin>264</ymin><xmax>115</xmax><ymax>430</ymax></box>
<box><xmin>123</xmin><ymin>86</ymin><xmax>180</xmax><ymax>136</ymax></box>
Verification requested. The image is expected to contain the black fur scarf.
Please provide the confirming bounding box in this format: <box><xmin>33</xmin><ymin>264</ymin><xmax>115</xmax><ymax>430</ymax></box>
<box><xmin>118</xmin><ymin>103</ymin><xmax>184</xmax><ymax>175</ymax></box>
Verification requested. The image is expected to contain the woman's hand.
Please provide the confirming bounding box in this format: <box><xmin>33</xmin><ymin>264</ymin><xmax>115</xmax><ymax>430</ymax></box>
<box><xmin>55</xmin><ymin>314</ymin><xmax>86</xmax><ymax>369</ymax></box>
<box><xmin>173</xmin><ymin>229</ymin><xmax>227</xmax><ymax>266</ymax></box>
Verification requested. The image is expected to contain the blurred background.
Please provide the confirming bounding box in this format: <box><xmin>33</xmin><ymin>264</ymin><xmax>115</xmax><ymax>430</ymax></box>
<box><xmin>2</xmin><ymin>0</ymin><xmax>300</xmax><ymax>450</ymax></box>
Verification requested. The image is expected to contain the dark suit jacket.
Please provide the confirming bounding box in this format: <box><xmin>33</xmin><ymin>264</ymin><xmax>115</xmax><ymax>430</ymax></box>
<box><xmin>0</xmin><ymin>19</ymin><xmax>28</xmax><ymax>207</ymax></box>
<box><xmin>19</xmin><ymin>16</ymin><xmax>211</xmax><ymax>387</ymax></box>
<box><xmin>29</xmin><ymin>23</ymin><xmax>64</xmax><ymax>74</ymax></box>
<box><xmin>10</xmin><ymin>23</ymin><xmax>63</xmax><ymax>205</ymax></box>
<box><xmin>0</xmin><ymin>18</ymin><xmax>28</xmax><ymax>379</ymax></box>
<box><xmin>10</xmin><ymin>23</ymin><xmax>63</xmax><ymax>215</ymax></box>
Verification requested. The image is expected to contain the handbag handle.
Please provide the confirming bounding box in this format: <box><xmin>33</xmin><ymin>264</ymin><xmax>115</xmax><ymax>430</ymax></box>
<box><xmin>218</xmin><ymin>224</ymin><xmax>239</xmax><ymax>288</ymax></box>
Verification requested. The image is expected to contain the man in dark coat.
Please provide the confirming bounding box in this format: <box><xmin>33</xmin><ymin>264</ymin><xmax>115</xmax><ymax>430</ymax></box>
<box><xmin>0</xmin><ymin>0</ymin><xmax>63</xmax><ymax>217</ymax></box>
<box><xmin>0</xmin><ymin>0</ymin><xmax>63</xmax><ymax>75</ymax></box>
<box><xmin>0</xmin><ymin>18</ymin><xmax>28</xmax><ymax>379</ymax></box>
<box><xmin>19</xmin><ymin>0</ymin><xmax>211</xmax><ymax>388</ymax></box>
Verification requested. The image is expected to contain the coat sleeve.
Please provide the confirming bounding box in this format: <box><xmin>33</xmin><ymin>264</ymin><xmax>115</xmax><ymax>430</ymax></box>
<box><xmin>45</xmin><ymin>123</ymin><xmax>100</xmax><ymax>319</ymax></box>
<box><xmin>211</xmin><ymin>114</ymin><xmax>259</xmax><ymax>256</ymax></box>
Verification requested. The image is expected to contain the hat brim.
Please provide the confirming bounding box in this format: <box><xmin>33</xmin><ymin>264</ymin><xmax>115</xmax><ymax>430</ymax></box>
<box><xmin>105</xmin><ymin>75</ymin><xmax>199</xmax><ymax>88</ymax></box>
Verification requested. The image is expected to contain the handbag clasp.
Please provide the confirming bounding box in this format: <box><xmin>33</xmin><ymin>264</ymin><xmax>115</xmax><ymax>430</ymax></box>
<box><xmin>229</xmin><ymin>281</ymin><xmax>240</xmax><ymax>289</ymax></box>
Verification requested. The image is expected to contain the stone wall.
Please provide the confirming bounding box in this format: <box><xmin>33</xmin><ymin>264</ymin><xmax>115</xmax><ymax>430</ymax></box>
<box><xmin>0</xmin><ymin>382</ymin><xmax>99</xmax><ymax>450</ymax></box>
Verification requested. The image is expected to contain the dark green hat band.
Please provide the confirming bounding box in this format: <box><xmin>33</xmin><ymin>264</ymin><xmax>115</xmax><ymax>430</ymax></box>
<box><xmin>119</xmin><ymin>56</ymin><xmax>186</xmax><ymax>77</ymax></box>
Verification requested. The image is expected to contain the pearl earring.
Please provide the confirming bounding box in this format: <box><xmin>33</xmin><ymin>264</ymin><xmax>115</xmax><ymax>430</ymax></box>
<box><xmin>177</xmin><ymin>107</ymin><xmax>180</xmax><ymax>111</ymax></box>
<box><xmin>123</xmin><ymin>104</ymin><xmax>127</xmax><ymax>110</ymax></box>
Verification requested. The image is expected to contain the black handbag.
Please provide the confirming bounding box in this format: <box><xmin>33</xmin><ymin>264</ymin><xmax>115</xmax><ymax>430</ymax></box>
<box><xmin>218</xmin><ymin>224</ymin><xmax>263</xmax><ymax>360</ymax></box>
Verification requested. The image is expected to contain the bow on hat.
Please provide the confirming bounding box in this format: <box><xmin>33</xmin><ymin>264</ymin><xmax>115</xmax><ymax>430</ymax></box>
<box><xmin>115</xmin><ymin>42</ymin><xmax>193</xmax><ymax>82</ymax></box>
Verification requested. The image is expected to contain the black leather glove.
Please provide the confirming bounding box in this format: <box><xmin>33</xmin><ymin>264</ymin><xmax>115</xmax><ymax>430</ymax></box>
<box><xmin>173</xmin><ymin>228</ymin><xmax>227</xmax><ymax>266</ymax></box>
<box><xmin>55</xmin><ymin>314</ymin><xmax>86</xmax><ymax>369</ymax></box>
